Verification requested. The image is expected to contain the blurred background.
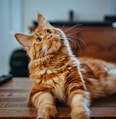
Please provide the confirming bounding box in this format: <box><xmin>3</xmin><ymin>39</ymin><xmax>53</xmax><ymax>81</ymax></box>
<box><xmin>0</xmin><ymin>0</ymin><xmax>116</xmax><ymax>75</ymax></box>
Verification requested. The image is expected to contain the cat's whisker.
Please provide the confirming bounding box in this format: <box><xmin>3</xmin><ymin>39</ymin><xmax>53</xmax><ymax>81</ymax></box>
<box><xmin>60</xmin><ymin>24</ymin><xmax>66</xmax><ymax>31</ymax></box>
<box><xmin>63</xmin><ymin>24</ymin><xmax>81</xmax><ymax>34</ymax></box>
<box><xmin>66</xmin><ymin>33</ymin><xmax>87</xmax><ymax>49</ymax></box>
<box><xmin>68</xmin><ymin>37</ymin><xmax>82</xmax><ymax>53</ymax></box>
<box><xmin>65</xmin><ymin>29</ymin><xmax>82</xmax><ymax>36</ymax></box>
<box><xmin>78</xmin><ymin>37</ymin><xmax>87</xmax><ymax>48</ymax></box>
<box><xmin>60</xmin><ymin>36</ymin><xmax>82</xmax><ymax>53</ymax></box>
<box><xmin>69</xmin><ymin>24</ymin><xmax>80</xmax><ymax>28</ymax></box>
<box><xmin>63</xmin><ymin>27</ymin><xmax>85</xmax><ymax>52</ymax></box>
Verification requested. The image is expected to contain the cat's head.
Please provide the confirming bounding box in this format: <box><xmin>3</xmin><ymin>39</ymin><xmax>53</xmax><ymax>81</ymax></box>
<box><xmin>15</xmin><ymin>13</ymin><xmax>69</xmax><ymax>60</ymax></box>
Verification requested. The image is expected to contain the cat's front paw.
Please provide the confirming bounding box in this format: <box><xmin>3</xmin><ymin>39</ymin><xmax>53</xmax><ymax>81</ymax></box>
<box><xmin>71</xmin><ymin>106</ymin><xmax>90</xmax><ymax>119</ymax></box>
<box><xmin>37</xmin><ymin>105</ymin><xmax>57</xmax><ymax>119</ymax></box>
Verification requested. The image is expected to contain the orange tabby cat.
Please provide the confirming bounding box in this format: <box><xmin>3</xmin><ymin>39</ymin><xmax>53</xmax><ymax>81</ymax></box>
<box><xmin>15</xmin><ymin>13</ymin><xmax>116</xmax><ymax>119</ymax></box>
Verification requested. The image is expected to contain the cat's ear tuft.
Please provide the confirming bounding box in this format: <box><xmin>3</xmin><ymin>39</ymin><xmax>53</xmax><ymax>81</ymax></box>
<box><xmin>38</xmin><ymin>13</ymin><xmax>44</xmax><ymax>24</ymax></box>
<box><xmin>37</xmin><ymin>13</ymin><xmax>53</xmax><ymax>28</ymax></box>
<box><xmin>14</xmin><ymin>33</ymin><xmax>32</xmax><ymax>48</ymax></box>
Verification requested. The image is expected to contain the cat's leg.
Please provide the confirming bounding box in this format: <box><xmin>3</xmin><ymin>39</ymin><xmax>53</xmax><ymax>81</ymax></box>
<box><xmin>68</xmin><ymin>90</ymin><xmax>90</xmax><ymax>119</ymax></box>
<box><xmin>31</xmin><ymin>91</ymin><xmax>57</xmax><ymax>119</ymax></box>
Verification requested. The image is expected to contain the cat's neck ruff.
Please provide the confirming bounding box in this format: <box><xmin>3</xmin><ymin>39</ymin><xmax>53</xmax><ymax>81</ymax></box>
<box><xmin>57</xmin><ymin>28</ymin><xmax>80</xmax><ymax>66</ymax></box>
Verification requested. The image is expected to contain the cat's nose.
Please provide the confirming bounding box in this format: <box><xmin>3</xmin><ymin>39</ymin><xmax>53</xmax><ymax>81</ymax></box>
<box><xmin>47</xmin><ymin>35</ymin><xmax>52</xmax><ymax>39</ymax></box>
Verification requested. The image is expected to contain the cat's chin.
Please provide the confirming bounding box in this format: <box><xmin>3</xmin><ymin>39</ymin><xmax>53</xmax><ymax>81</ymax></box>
<box><xmin>41</xmin><ymin>40</ymin><xmax>62</xmax><ymax>56</ymax></box>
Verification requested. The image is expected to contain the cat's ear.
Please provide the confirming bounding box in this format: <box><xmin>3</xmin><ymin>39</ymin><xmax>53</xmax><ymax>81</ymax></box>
<box><xmin>38</xmin><ymin>13</ymin><xmax>53</xmax><ymax>28</ymax></box>
<box><xmin>15</xmin><ymin>33</ymin><xmax>32</xmax><ymax>49</ymax></box>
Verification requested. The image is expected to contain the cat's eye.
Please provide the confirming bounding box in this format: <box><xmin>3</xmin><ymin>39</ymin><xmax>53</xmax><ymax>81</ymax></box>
<box><xmin>47</xmin><ymin>29</ymin><xmax>52</xmax><ymax>34</ymax></box>
<box><xmin>36</xmin><ymin>36</ymin><xmax>42</xmax><ymax>42</ymax></box>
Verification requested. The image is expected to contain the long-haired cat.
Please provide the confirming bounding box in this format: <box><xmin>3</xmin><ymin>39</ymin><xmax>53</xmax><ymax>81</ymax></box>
<box><xmin>14</xmin><ymin>13</ymin><xmax>116</xmax><ymax>119</ymax></box>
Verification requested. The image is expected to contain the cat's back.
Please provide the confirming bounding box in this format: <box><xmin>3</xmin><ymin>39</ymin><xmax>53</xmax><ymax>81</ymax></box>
<box><xmin>78</xmin><ymin>57</ymin><xmax>116</xmax><ymax>98</ymax></box>
<box><xmin>78</xmin><ymin>57</ymin><xmax>116</xmax><ymax>75</ymax></box>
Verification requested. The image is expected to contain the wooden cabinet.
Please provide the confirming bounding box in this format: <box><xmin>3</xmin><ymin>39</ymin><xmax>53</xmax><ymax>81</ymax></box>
<box><xmin>77</xmin><ymin>26</ymin><xmax>116</xmax><ymax>62</ymax></box>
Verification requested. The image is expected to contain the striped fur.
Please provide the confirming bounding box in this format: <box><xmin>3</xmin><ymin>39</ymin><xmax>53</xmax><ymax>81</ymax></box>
<box><xmin>15</xmin><ymin>13</ymin><xmax>116</xmax><ymax>119</ymax></box>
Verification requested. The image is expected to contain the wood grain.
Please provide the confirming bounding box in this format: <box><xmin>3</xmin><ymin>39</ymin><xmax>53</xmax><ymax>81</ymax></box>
<box><xmin>0</xmin><ymin>77</ymin><xmax>116</xmax><ymax>119</ymax></box>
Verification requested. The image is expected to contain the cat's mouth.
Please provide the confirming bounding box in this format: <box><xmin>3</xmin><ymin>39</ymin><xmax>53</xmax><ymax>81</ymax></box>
<box><xmin>38</xmin><ymin>38</ymin><xmax>62</xmax><ymax>58</ymax></box>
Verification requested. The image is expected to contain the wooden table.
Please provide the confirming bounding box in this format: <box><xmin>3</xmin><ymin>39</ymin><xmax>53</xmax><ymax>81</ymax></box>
<box><xmin>0</xmin><ymin>77</ymin><xmax>116</xmax><ymax>119</ymax></box>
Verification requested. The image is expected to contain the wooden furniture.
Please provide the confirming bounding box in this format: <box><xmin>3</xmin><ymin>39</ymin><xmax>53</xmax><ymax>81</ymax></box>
<box><xmin>0</xmin><ymin>77</ymin><xmax>116</xmax><ymax>119</ymax></box>
<box><xmin>77</xmin><ymin>26</ymin><xmax>116</xmax><ymax>62</ymax></box>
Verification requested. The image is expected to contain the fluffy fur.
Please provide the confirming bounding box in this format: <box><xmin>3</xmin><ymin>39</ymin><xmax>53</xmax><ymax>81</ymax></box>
<box><xmin>15</xmin><ymin>13</ymin><xmax>116</xmax><ymax>119</ymax></box>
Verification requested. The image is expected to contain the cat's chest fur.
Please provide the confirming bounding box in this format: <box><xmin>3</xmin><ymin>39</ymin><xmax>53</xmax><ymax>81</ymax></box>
<box><xmin>29</xmin><ymin>59</ymin><xmax>73</xmax><ymax>101</ymax></box>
